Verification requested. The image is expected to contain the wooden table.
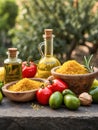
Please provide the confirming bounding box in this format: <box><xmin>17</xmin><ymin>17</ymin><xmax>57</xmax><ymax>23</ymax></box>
<box><xmin>0</xmin><ymin>98</ymin><xmax>98</xmax><ymax>130</ymax></box>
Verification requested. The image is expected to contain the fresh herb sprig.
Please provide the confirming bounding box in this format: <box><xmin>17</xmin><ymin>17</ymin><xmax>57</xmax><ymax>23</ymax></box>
<box><xmin>83</xmin><ymin>55</ymin><xmax>94</xmax><ymax>73</ymax></box>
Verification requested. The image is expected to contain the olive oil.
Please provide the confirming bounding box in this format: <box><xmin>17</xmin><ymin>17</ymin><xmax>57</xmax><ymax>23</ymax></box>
<box><xmin>37</xmin><ymin>29</ymin><xmax>61</xmax><ymax>78</ymax></box>
<box><xmin>4</xmin><ymin>48</ymin><xmax>22</xmax><ymax>83</ymax></box>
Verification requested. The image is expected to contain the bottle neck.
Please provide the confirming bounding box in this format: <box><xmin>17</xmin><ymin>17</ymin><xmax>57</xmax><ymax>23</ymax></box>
<box><xmin>44</xmin><ymin>35</ymin><xmax>54</xmax><ymax>57</ymax></box>
<box><xmin>7</xmin><ymin>51</ymin><xmax>19</xmax><ymax>61</ymax></box>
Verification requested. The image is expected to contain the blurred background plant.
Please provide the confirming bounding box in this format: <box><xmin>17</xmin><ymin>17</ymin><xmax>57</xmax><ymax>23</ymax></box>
<box><xmin>0</xmin><ymin>0</ymin><xmax>18</xmax><ymax>64</ymax></box>
<box><xmin>11</xmin><ymin>0</ymin><xmax>98</xmax><ymax>63</ymax></box>
<box><xmin>0</xmin><ymin>0</ymin><xmax>98</xmax><ymax>65</ymax></box>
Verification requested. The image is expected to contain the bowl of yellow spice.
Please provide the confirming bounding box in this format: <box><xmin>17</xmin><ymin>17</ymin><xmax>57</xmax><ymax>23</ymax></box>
<box><xmin>51</xmin><ymin>56</ymin><xmax>98</xmax><ymax>95</ymax></box>
<box><xmin>2</xmin><ymin>78</ymin><xmax>46</xmax><ymax>102</ymax></box>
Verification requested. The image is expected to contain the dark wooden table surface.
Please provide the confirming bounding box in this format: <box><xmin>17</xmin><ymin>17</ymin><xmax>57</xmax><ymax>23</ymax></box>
<box><xmin>0</xmin><ymin>97</ymin><xmax>98</xmax><ymax>130</ymax></box>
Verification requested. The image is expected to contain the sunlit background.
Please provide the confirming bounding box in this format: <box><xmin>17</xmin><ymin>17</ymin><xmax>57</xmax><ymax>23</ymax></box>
<box><xmin>0</xmin><ymin>0</ymin><xmax>98</xmax><ymax>66</ymax></box>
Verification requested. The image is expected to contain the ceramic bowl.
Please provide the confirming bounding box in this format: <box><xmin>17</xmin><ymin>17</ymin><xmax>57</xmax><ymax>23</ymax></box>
<box><xmin>51</xmin><ymin>66</ymin><xmax>98</xmax><ymax>95</ymax></box>
<box><xmin>2</xmin><ymin>78</ymin><xmax>46</xmax><ymax>102</ymax></box>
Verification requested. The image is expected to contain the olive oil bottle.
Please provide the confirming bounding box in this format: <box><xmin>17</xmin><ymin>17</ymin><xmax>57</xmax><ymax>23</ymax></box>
<box><xmin>37</xmin><ymin>29</ymin><xmax>61</xmax><ymax>78</ymax></box>
<box><xmin>4</xmin><ymin>48</ymin><xmax>22</xmax><ymax>83</ymax></box>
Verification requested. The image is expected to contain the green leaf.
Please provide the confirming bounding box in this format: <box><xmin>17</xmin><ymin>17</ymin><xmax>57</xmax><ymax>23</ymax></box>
<box><xmin>83</xmin><ymin>55</ymin><xmax>94</xmax><ymax>72</ymax></box>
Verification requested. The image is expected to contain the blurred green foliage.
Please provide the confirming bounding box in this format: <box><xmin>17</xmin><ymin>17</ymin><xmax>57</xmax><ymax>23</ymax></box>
<box><xmin>0</xmin><ymin>0</ymin><xmax>18</xmax><ymax>60</ymax></box>
<box><xmin>11</xmin><ymin>0</ymin><xmax>98</xmax><ymax>62</ymax></box>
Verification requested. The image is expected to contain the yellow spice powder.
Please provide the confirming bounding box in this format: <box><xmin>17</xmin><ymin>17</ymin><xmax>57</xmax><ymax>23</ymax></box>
<box><xmin>8</xmin><ymin>78</ymin><xmax>43</xmax><ymax>92</ymax></box>
<box><xmin>56</xmin><ymin>60</ymin><xmax>88</xmax><ymax>74</ymax></box>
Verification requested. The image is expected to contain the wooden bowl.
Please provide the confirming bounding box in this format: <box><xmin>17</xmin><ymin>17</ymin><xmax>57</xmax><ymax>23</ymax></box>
<box><xmin>51</xmin><ymin>66</ymin><xmax>98</xmax><ymax>95</ymax></box>
<box><xmin>2</xmin><ymin>78</ymin><xmax>46</xmax><ymax>102</ymax></box>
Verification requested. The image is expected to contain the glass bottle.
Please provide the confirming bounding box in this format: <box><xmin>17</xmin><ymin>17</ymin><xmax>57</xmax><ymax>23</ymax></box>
<box><xmin>37</xmin><ymin>29</ymin><xmax>61</xmax><ymax>78</ymax></box>
<box><xmin>4</xmin><ymin>48</ymin><xmax>22</xmax><ymax>83</ymax></box>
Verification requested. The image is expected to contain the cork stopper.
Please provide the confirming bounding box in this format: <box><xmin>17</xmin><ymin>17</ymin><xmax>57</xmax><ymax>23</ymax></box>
<box><xmin>8</xmin><ymin>48</ymin><xmax>18</xmax><ymax>58</ymax></box>
<box><xmin>43</xmin><ymin>29</ymin><xmax>53</xmax><ymax>39</ymax></box>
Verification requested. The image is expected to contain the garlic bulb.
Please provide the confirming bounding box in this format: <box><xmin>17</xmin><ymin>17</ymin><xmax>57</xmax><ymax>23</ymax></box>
<box><xmin>79</xmin><ymin>92</ymin><xmax>92</xmax><ymax>106</ymax></box>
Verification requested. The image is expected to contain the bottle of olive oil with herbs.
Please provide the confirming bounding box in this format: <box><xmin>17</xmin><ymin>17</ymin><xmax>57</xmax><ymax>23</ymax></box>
<box><xmin>4</xmin><ymin>48</ymin><xmax>22</xmax><ymax>83</ymax></box>
<box><xmin>37</xmin><ymin>29</ymin><xmax>61</xmax><ymax>78</ymax></box>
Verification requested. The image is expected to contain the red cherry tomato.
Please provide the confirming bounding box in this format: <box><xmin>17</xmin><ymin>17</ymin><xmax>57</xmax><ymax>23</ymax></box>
<box><xmin>47</xmin><ymin>79</ymin><xmax>68</xmax><ymax>92</ymax></box>
<box><xmin>22</xmin><ymin>61</ymin><xmax>37</xmax><ymax>78</ymax></box>
<box><xmin>36</xmin><ymin>87</ymin><xmax>52</xmax><ymax>105</ymax></box>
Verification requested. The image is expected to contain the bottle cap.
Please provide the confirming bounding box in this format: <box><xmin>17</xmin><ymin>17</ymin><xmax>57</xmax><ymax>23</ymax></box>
<box><xmin>8</xmin><ymin>48</ymin><xmax>18</xmax><ymax>58</ymax></box>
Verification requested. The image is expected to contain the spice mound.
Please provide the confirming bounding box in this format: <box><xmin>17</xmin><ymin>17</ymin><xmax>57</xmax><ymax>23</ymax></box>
<box><xmin>8</xmin><ymin>78</ymin><xmax>43</xmax><ymax>92</ymax></box>
<box><xmin>56</xmin><ymin>60</ymin><xmax>88</xmax><ymax>75</ymax></box>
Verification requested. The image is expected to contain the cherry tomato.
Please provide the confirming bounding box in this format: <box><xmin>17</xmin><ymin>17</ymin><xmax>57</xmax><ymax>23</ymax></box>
<box><xmin>47</xmin><ymin>79</ymin><xmax>68</xmax><ymax>92</ymax></box>
<box><xmin>36</xmin><ymin>87</ymin><xmax>52</xmax><ymax>105</ymax></box>
<box><xmin>22</xmin><ymin>61</ymin><xmax>37</xmax><ymax>78</ymax></box>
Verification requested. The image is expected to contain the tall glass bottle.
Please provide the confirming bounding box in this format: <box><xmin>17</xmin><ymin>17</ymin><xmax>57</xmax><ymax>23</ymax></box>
<box><xmin>4</xmin><ymin>48</ymin><xmax>22</xmax><ymax>83</ymax></box>
<box><xmin>37</xmin><ymin>29</ymin><xmax>61</xmax><ymax>78</ymax></box>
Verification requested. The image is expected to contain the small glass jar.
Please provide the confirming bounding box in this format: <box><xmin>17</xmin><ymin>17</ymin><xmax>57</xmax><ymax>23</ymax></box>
<box><xmin>4</xmin><ymin>48</ymin><xmax>22</xmax><ymax>83</ymax></box>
